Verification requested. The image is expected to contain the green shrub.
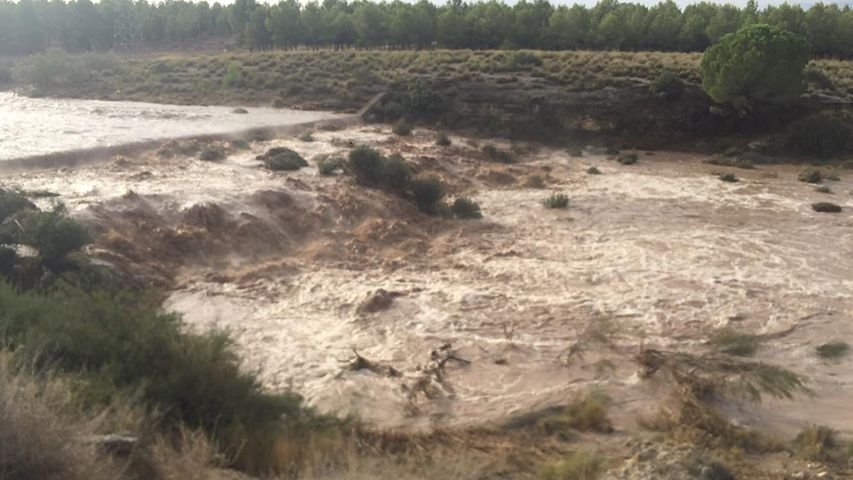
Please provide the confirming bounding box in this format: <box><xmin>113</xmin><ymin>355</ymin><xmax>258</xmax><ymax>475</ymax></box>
<box><xmin>405</xmin><ymin>78</ymin><xmax>445</xmax><ymax>114</ymax></box>
<box><xmin>812</xmin><ymin>202</ymin><xmax>841</xmax><ymax>213</ymax></box>
<box><xmin>435</xmin><ymin>132</ymin><xmax>451</xmax><ymax>146</ymax></box>
<box><xmin>525</xmin><ymin>175</ymin><xmax>546</xmax><ymax>188</ymax></box>
<box><xmin>199</xmin><ymin>145</ymin><xmax>226</xmax><ymax>162</ymax></box>
<box><xmin>793</xmin><ymin>426</ymin><xmax>852</xmax><ymax>464</ymax></box>
<box><xmin>0</xmin><ymin>282</ymin><xmax>325</xmax><ymax>454</ymax></box>
<box><xmin>381</xmin><ymin>101</ymin><xmax>404</xmax><ymax>120</ymax></box>
<box><xmin>618</xmin><ymin>153</ymin><xmax>638</xmax><ymax>165</ymax></box>
<box><xmin>482</xmin><ymin>144</ymin><xmax>514</xmax><ymax>163</ymax></box>
<box><xmin>0</xmin><ymin>247</ymin><xmax>15</xmax><ymax>276</ymax></box>
<box><xmin>815</xmin><ymin>185</ymin><xmax>832</xmax><ymax>194</ymax></box>
<box><xmin>410</xmin><ymin>177</ymin><xmax>445</xmax><ymax>214</ymax></box>
<box><xmin>798</xmin><ymin>167</ymin><xmax>823</xmax><ymax>183</ymax></box>
<box><xmin>650</xmin><ymin>71</ymin><xmax>684</xmax><ymax>100</ymax></box>
<box><xmin>804</xmin><ymin>64</ymin><xmax>834</xmax><ymax>91</ymax></box>
<box><xmin>349</xmin><ymin>146</ymin><xmax>385</xmax><ymax>185</ymax></box>
<box><xmin>701</xmin><ymin>24</ymin><xmax>809</xmax><ymax>111</ymax></box>
<box><xmin>786</xmin><ymin>115</ymin><xmax>851</xmax><ymax>158</ymax></box>
<box><xmin>230</xmin><ymin>139</ymin><xmax>250</xmax><ymax>150</ymax></box>
<box><xmin>451</xmin><ymin>197</ymin><xmax>482</xmax><ymax>219</ymax></box>
<box><xmin>381</xmin><ymin>154</ymin><xmax>411</xmax><ymax>190</ymax></box>
<box><xmin>298</xmin><ymin>131</ymin><xmax>314</xmax><ymax>142</ymax></box>
<box><xmin>543</xmin><ymin>193</ymin><xmax>569</xmax><ymax>209</ymax></box>
<box><xmin>586</xmin><ymin>166</ymin><xmax>601</xmax><ymax>175</ymax></box>
<box><xmin>816</xmin><ymin>342</ymin><xmax>849</xmax><ymax>359</ymax></box>
<box><xmin>719</xmin><ymin>173</ymin><xmax>738</xmax><ymax>183</ymax></box>
<box><xmin>317</xmin><ymin>156</ymin><xmax>346</xmax><ymax>176</ymax></box>
<box><xmin>506</xmin><ymin>51</ymin><xmax>542</xmax><ymax>69</ymax></box>
<box><xmin>0</xmin><ymin>188</ymin><xmax>36</xmax><ymax>222</ymax></box>
<box><xmin>706</xmin><ymin>156</ymin><xmax>754</xmax><ymax>169</ymax></box>
<box><xmin>710</xmin><ymin>329</ymin><xmax>759</xmax><ymax>357</ymax></box>
<box><xmin>257</xmin><ymin>147</ymin><xmax>307</xmax><ymax>171</ymax></box>
<box><xmin>538</xmin><ymin>451</ymin><xmax>606</xmax><ymax>480</ymax></box>
<box><xmin>4</xmin><ymin>205</ymin><xmax>91</xmax><ymax>268</ymax></box>
<box><xmin>223</xmin><ymin>63</ymin><xmax>244</xmax><ymax>88</ymax></box>
<box><xmin>537</xmin><ymin>393</ymin><xmax>613</xmax><ymax>436</ymax></box>
<box><xmin>392</xmin><ymin>119</ymin><xmax>412</xmax><ymax>136</ymax></box>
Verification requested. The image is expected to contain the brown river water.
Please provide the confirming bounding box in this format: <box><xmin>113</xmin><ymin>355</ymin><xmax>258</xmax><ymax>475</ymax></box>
<box><xmin>0</xmin><ymin>107</ymin><xmax>851</xmax><ymax>438</ymax></box>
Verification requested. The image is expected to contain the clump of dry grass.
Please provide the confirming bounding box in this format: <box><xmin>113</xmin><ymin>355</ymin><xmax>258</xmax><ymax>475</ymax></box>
<box><xmin>538</xmin><ymin>451</ymin><xmax>607</xmax><ymax>480</ymax></box>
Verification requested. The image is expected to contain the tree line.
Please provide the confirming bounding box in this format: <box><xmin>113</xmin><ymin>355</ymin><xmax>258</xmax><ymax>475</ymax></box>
<box><xmin>2</xmin><ymin>0</ymin><xmax>853</xmax><ymax>57</ymax></box>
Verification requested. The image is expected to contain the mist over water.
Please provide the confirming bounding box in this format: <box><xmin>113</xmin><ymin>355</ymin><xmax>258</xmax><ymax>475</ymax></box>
<box><xmin>0</xmin><ymin>92</ymin><xmax>341</xmax><ymax>160</ymax></box>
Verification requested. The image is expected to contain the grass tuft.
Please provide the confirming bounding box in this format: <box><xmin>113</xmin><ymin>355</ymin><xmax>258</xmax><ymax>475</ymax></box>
<box><xmin>543</xmin><ymin>193</ymin><xmax>569</xmax><ymax>209</ymax></box>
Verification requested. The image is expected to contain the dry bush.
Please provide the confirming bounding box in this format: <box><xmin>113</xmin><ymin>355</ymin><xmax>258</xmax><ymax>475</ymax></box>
<box><xmin>0</xmin><ymin>356</ymin><xmax>121</xmax><ymax>480</ymax></box>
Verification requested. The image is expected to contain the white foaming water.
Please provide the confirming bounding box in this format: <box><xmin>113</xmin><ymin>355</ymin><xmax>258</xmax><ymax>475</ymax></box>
<box><xmin>0</xmin><ymin>92</ymin><xmax>343</xmax><ymax>160</ymax></box>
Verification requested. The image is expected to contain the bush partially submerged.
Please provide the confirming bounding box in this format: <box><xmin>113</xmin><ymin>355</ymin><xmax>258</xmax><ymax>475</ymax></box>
<box><xmin>798</xmin><ymin>167</ymin><xmax>823</xmax><ymax>184</ymax></box>
<box><xmin>435</xmin><ymin>132</ymin><xmax>451</xmax><ymax>146</ymax></box>
<box><xmin>816</xmin><ymin>342</ymin><xmax>849</xmax><ymax>359</ymax></box>
<box><xmin>199</xmin><ymin>145</ymin><xmax>226</xmax><ymax>162</ymax></box>
<box><xmin>451</xmin><ymin>197</ymin><xmax>482</xmax><ymax>219</ymax></box>
<box><xmin>617</xmin><ymin>153</ymin><xmax>638</xmax><ymax>165</ymax></box>
<box><xmin>543</xmin><ymin>193</ymin><xmax>569</xmax><ymax>209</ymax></box>
<box><xmin>482</xmin><ymin>144</ymin><xmax>514</xmax><ymax>163</ymax></box>
<box><xmin>410</xmin><ymin>176</ymin><xmax>445</xmax><ymax>214</ymax></box>
<box><xmin>793</xmin><ymin>426</ymin><xmax>853</xmax><ymax>465</ymax></box>
<box><xmin>812</xmin><ymin>202</ymin><xmax>841</xmax><ymax>213</ymax></box>
<box><xmin>586</xmin><ymin>166</ymin><xmax>601</xmax><ymax>175</ymax></box>
<box><xmin>349</xmin><ymin>145</ymin><xmax>385</xmax><ymax>185</ymax></box>
<box><xmin>0</xmin><ymin>204</ymin><xmax>91</xmax><ymax>269</ymax></box>
<box><xmin>710</xmin><ymin>329</ymin><xmax>759</xmax><ymax>357</ymax></box>
<box><xmin>381</xmin><ymin>154</ymin><xmax>411</xmax><ymax>191</ymax></box>
<box><xmin>298</xmin><ymin>131</ymin><xmax>314</xmax><ymax>142</ymax></box>
<box><xmin>392</xmin><ymin>119</ymin><xmax>412</xmax><ymax>136</ymax></box>
<box><xmin>317</xmin><ymin>156</ymin><xmax>346</xmax><ymax>176</ymax></box>
<box><xmin>257</xmin><ymin>147</ymin><xmax>307</xmax><ymax>171</ymax></box>
<box><xmin>0</xmin><ymin>188</ymin><xmax>36</xmax><ymax>222</ymax></box>
<box><xmin>815</xmin><ymin>185</ymin><xmax>832</xmax><ymax>194</ymax></box>
<box><xmin>705</xmin><ymin>156</ymin><xmax>754</xmax><ymax>169</ymax></box>
<box><xmin>718</xmin><ymin>173</ymin><xmax>738</xmax><ymax>183</ymax></box>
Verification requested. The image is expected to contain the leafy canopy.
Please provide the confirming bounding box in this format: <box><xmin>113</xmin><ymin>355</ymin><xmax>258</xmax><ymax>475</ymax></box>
<box><xmin>701</xmin><ymin>23</ymin><xmax>809</xmax><ymax>111</ymax></box>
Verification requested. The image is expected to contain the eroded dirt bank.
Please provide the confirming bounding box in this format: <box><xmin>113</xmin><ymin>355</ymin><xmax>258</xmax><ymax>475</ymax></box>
<box><xmin>4</xmin><ymin>126</ymin><xmax>853</xmax><ymax>445</ymax></box>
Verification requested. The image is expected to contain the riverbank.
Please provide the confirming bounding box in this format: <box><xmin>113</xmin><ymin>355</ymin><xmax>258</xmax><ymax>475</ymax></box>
<box><xmin>7</xmin><ymin>50</ymin><xmax>853</xmax><ymax>151</ymax></box>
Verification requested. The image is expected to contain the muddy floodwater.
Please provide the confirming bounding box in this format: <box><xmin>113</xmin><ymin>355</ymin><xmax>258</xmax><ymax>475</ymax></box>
<box><xmin>0</xmin><ymin>92</ymin><xmax>343</xmax><ymax>160</ymax></box>
<box><xmin>2</xmin><ymin>122</ymin><xmax>853</xmax><ymax>440</ymax></box>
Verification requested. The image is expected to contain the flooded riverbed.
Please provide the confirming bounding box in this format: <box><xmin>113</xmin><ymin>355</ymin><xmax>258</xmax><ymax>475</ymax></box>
<box><xmin>4</xmin><ymin>125</ymin><xmax>852</xmax><ymax>437</ymax></box>
<box><xmin>0</xmin><ymin>92</ymin><xmax>343</xmax><ymax>160</ymax></box>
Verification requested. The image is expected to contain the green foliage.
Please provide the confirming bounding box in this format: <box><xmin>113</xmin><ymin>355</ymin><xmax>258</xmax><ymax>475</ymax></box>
<box><xmin>538</xmin><ymin>451</ymin><xmax>606</xmax><ymax>480</ymax></box>
<box><xmin>410</xmin><ymin>176</ymin><xmax>445</xmax><ymax>214</ymax></box>
<box><xmin>435</xmin><ymin>132</ymin><xmax>451</xmax><ymax>146</ymax></box>
<box><xmin>506</xmin><ymin>51</ymin><xmax>543</xmax><ymax>69</ymax></box>
<box><xmin>701</xmin><ymin>24</ymin><xmax>809</xmax><ymax>111</ymax></box>
<box><xmin>718</xmin><ymin>173</ymin><xmax>739</xmax><ymax>183</ymax></box>
<box><xmin>298</xmin><ymin>131</ymin><xmax>315</xmax><ymax>142</ymax></box>
<box><xmin>0</xmin><ymin>205</ymin><xmax>91</xmax><ymax>268</ymax></box>
<box><xmin>618</xmin><ymin>153</ymin><xmax>638</xmax><ymax>165</ymax></box>
<box><xmin>586</xmin><ymin>166</ymin><xmax>602</xmax><ymax>175</ymax></box>
<box><xmin>812</xmin><ymin>202</ymin><xmax>841</xmax><ymax>213</ymax></box>
<box><xmin>786</xmin><ymin>115</ymin><xmax>851</xmax><ymax>158</ymax></box>
<box><xmin>814</xmin><ymin>185</ymin><xmax>832</xmax><ymax>194</ymax></box>
<box><xmin>392</xmin><ymin>119</ymin><xmax>413</xmax><ymax>136</ymax></box>
<box><xmin>798</xmin><ymin>167</ymin><xmax>823</xmax><ymax>183</ymax></box>
<box><xmin>223</xmin><ymin>63</ymin><xmax>244</xmax><ymax>88</ymax></box>
<box><xmin>317</xmin><ymin>156</ymin><xmax>346</xmax><ymax>176</ymax></box>
<box><xmin>0</xmin><ymin>282</ymin><xmax>322</xmax><ymax>448</ymax></box>
<box><xmin>710</xmin><ymin>329</ymin><xmax>759</xmax><ymax>356</ymax></box>
<box><xmin>793</xmin><ymin>426</ymin><xmax>853</xmax><ymax>465</ymax></box>
<box><xmin>0</xmin><ymin>188</ymin><xmax>36</xmax><ymax>222</ymax></box>
<box><xmin>804</xmin><ymin>64</ymin><xmax>834</xmax><ymax>91</ymax></box>
<box><xmin>230</xmin><ymin>139</ymin><xmax>250</xmax><ymax>150</ymax></box>
<box><xmin>482</xmin><ymin>144</ymin><xmax>514</xmax><ymax>163</ymax></box>
<box><xmin>650</xmin><ymin>71</ymin><xmax>685</xmax><ymax>100</ymax></box>
<box><xmin>405</xmin><ymin>78</ymin><xmax>445</xmax><ymax>115</ymax></box>
<box><xmin>451</xmin><ymin>197</ymin><xmax>482</xmax><ymax>219</ymax></box>
<box><xmin>381</xmin><ymin>154</ymin><xmax>411</xmax><ymax>190</ymax></box>
<box><xmin>199</xmin><ymin>145</ymin><xmax>226</xmax><ymax>162</ymax></box>
<box><xmin>348</xmin><ymin>145</ymin><xmax>385</xmax><ymax>185</ymax></box>
<box><xmin>543</xmin><ymin>193</ymin><xmax>569</xmax><ymax>209</ymax></box>
<box><xmin>537</xmin><ymin>393</ymin><xmax>613</xmax><ymax>436</ymax></box>
<box><xmin>816</xmin><ymin>342</ymin><xmax>849</xmax><ymax>359</ymax></box>
<box><xmin>706</xmin><ymin>156</ymin><xmax>754</xmax><ymax>169</ymax></box>
<box><xmin>257</xmin><ymin>147</ymin><xmax>307</xmax><ymax>171</ymax></box>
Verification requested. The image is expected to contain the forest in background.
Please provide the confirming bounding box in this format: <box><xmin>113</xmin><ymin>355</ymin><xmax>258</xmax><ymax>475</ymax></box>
<box><xmin>2</xmin><ymin>0</ymin><xmax>853</xmax><ymax>57</ymax></box>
